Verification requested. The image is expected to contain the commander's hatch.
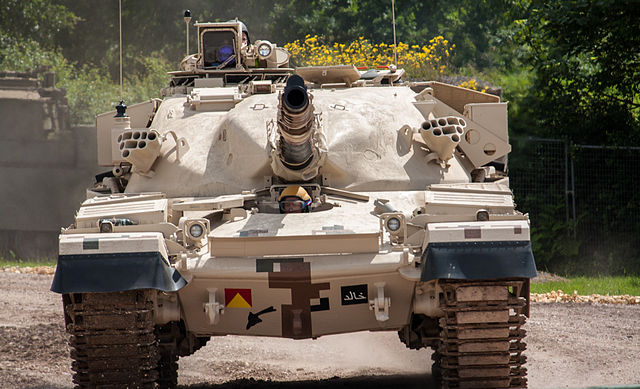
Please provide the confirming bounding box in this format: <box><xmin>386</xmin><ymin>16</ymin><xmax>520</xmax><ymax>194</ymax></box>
<box><xmin>296</xmin><ymin>65</ymin><xmax>404</xmax><ymax>87</ymax></box>
<box><xmin>296</xmin><ymin>65</ymin><xmax>361</xmax><ymax>87</ymax></box>
<box><xmin>197</xmin><ymin>22</ymin><xmax>243</xmax><ymax>70</ymax></box>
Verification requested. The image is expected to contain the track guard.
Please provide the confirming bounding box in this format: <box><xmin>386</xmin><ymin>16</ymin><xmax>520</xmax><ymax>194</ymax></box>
<box><xmin>420</xmin><ymin>240</ymin><xmax>537</xmax><ymax>281</ymax></box>
<box><xmin>51</xmin><ymin>251</ymin><xmax>186</xmax><ymax>293</ymax></box>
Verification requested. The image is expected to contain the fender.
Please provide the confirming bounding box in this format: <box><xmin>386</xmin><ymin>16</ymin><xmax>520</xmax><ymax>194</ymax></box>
<box><xmin>50</xmin><ymin>232</ymin><xmax>186</xmax><ymax>293</ymax></box>
<box><xmin>420</xmin><ymin>240</ymin><xmax>537</xmax><ymax>281</ymax></box>
<box><xmin>51</xmin><ymin>251</ymin><xmax>186</xmax><ymax>293</ymax></box>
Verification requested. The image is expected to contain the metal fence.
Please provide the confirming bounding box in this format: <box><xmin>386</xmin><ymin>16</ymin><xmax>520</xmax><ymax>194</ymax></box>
<box><xmin>509</xmin><ymin>138</ymin><xmax>640</xmax><ymax>274</ymax></box>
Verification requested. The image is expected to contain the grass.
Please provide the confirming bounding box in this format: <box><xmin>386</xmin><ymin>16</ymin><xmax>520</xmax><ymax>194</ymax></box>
<box><xmin>531</xmin><ymin>276</ymin><xmax>640</xmax><ymax>296</ymax></box>
<box><xmin>0</xmin><ymin>256</ymin><xmax>57</xmax><ymax>268</ymax></box>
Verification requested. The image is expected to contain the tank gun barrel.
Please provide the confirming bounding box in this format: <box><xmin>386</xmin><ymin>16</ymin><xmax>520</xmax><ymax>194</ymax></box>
<box><xmin>277</xmin><ymin>75</ymin><xmax>315</xmax><ymax>170</ymax></box>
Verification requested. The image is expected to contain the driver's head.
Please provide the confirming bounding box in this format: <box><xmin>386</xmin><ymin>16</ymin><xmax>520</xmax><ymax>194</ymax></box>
<box><xmin>228</xmin><ymin>20</ymin><xmax>250</xmax><ymax>46</ymax></box>
<box><xmin>278</xmin><ymin>186</ymin><xmax>312</xmax><ymax>214</ymax></box>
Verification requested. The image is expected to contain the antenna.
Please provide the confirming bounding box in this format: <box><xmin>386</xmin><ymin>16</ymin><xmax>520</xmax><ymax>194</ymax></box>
<box><xmin>118</xmin><ymin>0</ymin><xmax>123</xmax><ymax>101</ymax></box>
<box><xmin>184</xmin><ymin>10</ymin><xmax>192</xmax><ymax>57</ymax></box>
<box><xmin>392</xmin><ymin>0</ymin><xmax>398</xmax><ymax>68</ymax></box>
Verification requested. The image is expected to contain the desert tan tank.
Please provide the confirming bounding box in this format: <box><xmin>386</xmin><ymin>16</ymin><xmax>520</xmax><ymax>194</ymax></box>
<box><xmin>51</xmin><ymin>19</ymin><xmax>536</xmax><ymax>388</ymax></box>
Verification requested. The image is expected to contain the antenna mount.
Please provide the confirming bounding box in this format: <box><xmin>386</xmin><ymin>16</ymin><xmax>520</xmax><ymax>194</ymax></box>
<box><xmin>391</xmin><ymin>0</ymin><xmax>398</xmax><ymax>68</ymax></box>
<box><xmin>184</xmin><ymin>10</ymin><xmax>192</xmax><ymax>56</ymax></box>
<box><xmin>115</xmin><ymin>100</ymin><xmax>128</xmax><ymax>118</ymax></box>
<box><xmin>118</xmin><ymin>0</ymin><xmax>124</xmax><ymax>101</ymax></box>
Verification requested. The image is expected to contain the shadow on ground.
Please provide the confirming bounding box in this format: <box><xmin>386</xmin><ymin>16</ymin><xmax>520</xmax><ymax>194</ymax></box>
<box><xmin>181</xmin><ymin>373</ymin><xmax>438</xmax><ymax>389</ymax></box>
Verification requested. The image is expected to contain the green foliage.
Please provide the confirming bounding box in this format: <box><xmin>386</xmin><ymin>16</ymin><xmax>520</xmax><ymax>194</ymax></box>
<box><xmin>54</xmin><ymin>0</ymin><xmax>189</xmax><ymax>79</ymax></box>
<box><xmin>0</xmin><ymin>0</ymin><xmax>77</xmax><ymax>49</ymax></box>
<box><xmin>484</xmin><ymin>68</ymin><xmax>536</xmax><ymax>135</ymax></box>
<box><xmin>46</xmin><ymin>0</ymin><xmax>522</xmax><ymax>76</ymax></box>
<box><xmin>529</xmin><ymin>211</ymin><xmax>640</xmax><ymax>277</ymax></box>
<box><xmin>0</xmin><ymin>38</ymin><xmax>67</xmax><ymax>72</ymax></box>
<box><xmin>269</xmin><ymin>0</ymin><xmax>519</xmax><ymax>69</ymax></box>
<box><xmin>61</xmin><ymin>55</ymin><xmax>171</xmax><ymax>124</ymax></box>
<box><xmin>516</xmin><ymin>0</ymin><xmax>640</xmax><ymax>144</ymax></box>
<box><xmin>0</xmin><ymin>35</ymin><xmax>171</xmax><ymax>124</ymax></box>
<box><xmin>0</xmin><ymin>252</ymin><xmax>57</xmax><ymax>268</ymax></box>
<box><xmin>529</xmin><ymin>205</ymin><xmax>580</xmax><ymax>272</ymax></box>
<box><xmin>531</xmin><ymin>276</ymin><xmax>640</xmax><ymax>296</ymax></box>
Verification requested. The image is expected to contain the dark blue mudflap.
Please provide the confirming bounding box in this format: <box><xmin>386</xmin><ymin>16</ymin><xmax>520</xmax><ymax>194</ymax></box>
<box><xmin>51</xmin><ymin>251</ymin><xmax>187</xmax><ymax>293</ymax></box>
<box><xmin>421</xmin><ymin>240</ymin><xmax>537</xmax><ymax>281</ymax></box>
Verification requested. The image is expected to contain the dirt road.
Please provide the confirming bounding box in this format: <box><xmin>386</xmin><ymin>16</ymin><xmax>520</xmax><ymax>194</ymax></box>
<box><xmin>1</xmin><ymin>272</ymin><xmax>639</xmax><ymax>389</ymax></box>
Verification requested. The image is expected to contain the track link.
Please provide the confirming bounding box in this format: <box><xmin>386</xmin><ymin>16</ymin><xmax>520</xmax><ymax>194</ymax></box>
<box><xmin>155</xmin><ymin>323</ymin><xmax>179</xmax><ymax>389</ymax></box>
<box><xmin>63</xmin><ymin>290</ymin><xmax>159</xmax><ymax>388</ymax></box>
<box><xmin>437</xmin><ymin>280</ymin><xmax>529</xmax><ymax>389</ymax></box>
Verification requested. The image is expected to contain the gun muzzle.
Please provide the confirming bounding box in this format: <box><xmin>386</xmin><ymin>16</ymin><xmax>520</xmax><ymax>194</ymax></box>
<box><xmin>278</xmin><ymin>75</ymin><xmax>315</xmax><ymax>170</ymax></box>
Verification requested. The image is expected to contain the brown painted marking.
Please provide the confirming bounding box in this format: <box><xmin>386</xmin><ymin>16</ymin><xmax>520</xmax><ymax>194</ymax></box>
<box><xmin>464</xmin><ymin>228</ymin><xmax>482</xmax><ymax>239</ymax></box>
<box><xmin>514</xmin><ymin>226</ymin><xmax>522</xmax><ymax>234</ymax></box>
<box><xmin>268</xmin><ymin>261</ymin><xmax>329</xmax><ymax>339</ymax></box>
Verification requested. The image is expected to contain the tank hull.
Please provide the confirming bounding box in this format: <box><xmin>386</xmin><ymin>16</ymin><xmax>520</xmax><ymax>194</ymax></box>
<box><xmin>177</xmin><ymin>253</ymin><xmax>415</xmax><ymax>338</ymax></box>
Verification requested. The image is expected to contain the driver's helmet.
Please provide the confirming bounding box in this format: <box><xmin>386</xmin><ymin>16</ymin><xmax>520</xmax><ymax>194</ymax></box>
<box><xmin>227</xmin><ymin>19</ymin><xmax>250</xmax><ymax>43</ymax></box>
<box><xmin>278</xmin><ymin>186</ymin><xmax>312</xmax><ymax>213</ymax></box>
<box><xmin>239</xmin><ymin>21</ymin><xmax>249</xmax><ymax>42</ymax></box>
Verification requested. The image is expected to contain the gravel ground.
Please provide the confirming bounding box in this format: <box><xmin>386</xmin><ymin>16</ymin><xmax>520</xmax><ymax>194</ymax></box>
<box><xmin>1</xmin><ymin>272</ymin><xmax>639</xmax><ymax>389</ymax></box>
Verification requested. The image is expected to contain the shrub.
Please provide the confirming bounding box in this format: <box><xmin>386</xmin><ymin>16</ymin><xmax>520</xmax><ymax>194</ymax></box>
<box><xmin>285</xmin><ymin>35</ymin><xmax>455</xmax><ymax>80</ymax></box>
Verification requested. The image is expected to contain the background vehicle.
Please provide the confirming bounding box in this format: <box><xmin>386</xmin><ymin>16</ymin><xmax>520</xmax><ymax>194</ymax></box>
<box><xmin>52</xmin><ymin>19</ymin><xmax>536</xmax><ymax>388</ymax></box>
<box><xmin>0</xmin><ymin>70</ymin><xmax>99</xmax><ymax>260</ymax></box>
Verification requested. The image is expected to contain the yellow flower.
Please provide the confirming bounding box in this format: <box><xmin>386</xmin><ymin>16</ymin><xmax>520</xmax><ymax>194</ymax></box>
<box><xmin>285</xmin><ymin>35</ymin><xmax>454</xmax><ymax>79</ymax></box>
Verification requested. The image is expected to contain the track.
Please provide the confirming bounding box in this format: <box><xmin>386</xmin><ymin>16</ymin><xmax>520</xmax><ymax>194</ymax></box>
<box><xmin>63</xmin><ymin>290</ymin><xmax>160</xmax><ymax>388</ymax></box>
<box><xmin>436</xmin><ymin>280</ymin><xmax>528</xmax><ymax>388</ymax></box>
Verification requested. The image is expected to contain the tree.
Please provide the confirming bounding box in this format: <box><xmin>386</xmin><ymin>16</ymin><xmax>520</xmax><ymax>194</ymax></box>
<box><xmin>0</xmin><ymin>0</ymin><xmax>77</xmax><ymax>49</ymax></box>
<box><xmin>268</xmin><ymin>0</ymin><xmax>518</xmax><ymax>68</ymax></box>
<box><xmin>0</xmin><ymin>0</ymin><xmax>78</xmax><ymax>73</ymax></box>
<box><xmin>518</xmin><ymin>0</ymin><xmax>640</xmax><ymax>145</ymax></box>
<box><xmin>51</xmin><ymin>1</ymin><xmax>279</xmax><ymax>75</ymax></box>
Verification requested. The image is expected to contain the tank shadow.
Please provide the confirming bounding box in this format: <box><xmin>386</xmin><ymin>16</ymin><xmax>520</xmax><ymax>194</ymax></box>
<box><xmin>180</xmin><ymin>373</ymin><xmax>438</xmax><ymax>389</ymax></box>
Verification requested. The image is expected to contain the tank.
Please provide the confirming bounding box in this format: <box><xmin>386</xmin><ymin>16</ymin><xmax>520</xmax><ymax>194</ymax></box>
<box><xmin>0</xmin><ymin>70</ymin><xmax>99</xmax><ymax>260</ymax></box>
<box><xmin>51</xmin><ymin>20</ymin><xmax>537</xmax><ymax>389</ymax></box>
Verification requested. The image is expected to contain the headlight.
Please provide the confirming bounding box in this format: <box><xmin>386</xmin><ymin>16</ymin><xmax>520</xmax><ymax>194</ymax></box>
<box><xmin>99</xmin><ymin>220</ymin><xmax>114</xmax><ymax>233</ymax></box>
<box><xmin>189</xmin><ymin>223</ymin><xmax>204</xmax><ymax>238</ymax></box>
<box><xmin>258</xmin><ymin>43</ymin><xmax>272</xmax><ymax>57</ymax></box>
<box><xmin>476</xmin><ymin>210</ymin><xmax>490</xmax><ymax>221</ymax></box>
<box><xmin>386</xmin><ymin>217</ymin><xmax>401</xmax><ymax>232</ymax></box>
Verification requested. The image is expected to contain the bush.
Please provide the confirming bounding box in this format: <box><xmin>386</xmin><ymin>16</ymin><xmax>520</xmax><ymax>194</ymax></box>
<box><xmin>0</xmin><ymin>37</ymin><xmax>172</xmax><ymax>125</ymax></box>
<box><xmin>62</xmin><ymin>55</ymin><xmax>171</xmax><ymax>124</ymax></box>
<box><xmin>285</xmin><ymin>35</ymin><xmax>455</xmax><ymax>80</ymax></box>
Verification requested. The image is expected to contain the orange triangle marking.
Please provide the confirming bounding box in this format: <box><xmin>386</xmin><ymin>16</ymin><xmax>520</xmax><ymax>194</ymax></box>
<box><xmin>227</xmin><ymin>293</ymin><xmax>251</xmax><ymax>308</ymax></box>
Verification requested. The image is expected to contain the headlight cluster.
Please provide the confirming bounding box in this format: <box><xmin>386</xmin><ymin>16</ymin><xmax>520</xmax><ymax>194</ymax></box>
<box><xmin>182</xmin><ymin>218</ymin><xmax>210</xmax><ymax>248</ymax></box>
<box><xmin>380</xmin><ymin>213</ymin><xmax>406</xmax><ymax>244</ymax></box>
<box><xmin>476</xmin><ymin>209</ymin><xmax>490</xmax><ymax>221</ymax></box>
<box><xmin>189</xmin><ymin>223</ymin><xmax>204</xmax><ymax>238</ymax></box>
<box><xmin>386</xmin><ymin>217</ymin><xmax>401</xmax><ymax>232</ymax></box>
